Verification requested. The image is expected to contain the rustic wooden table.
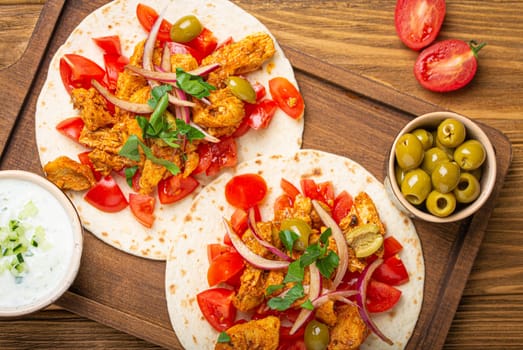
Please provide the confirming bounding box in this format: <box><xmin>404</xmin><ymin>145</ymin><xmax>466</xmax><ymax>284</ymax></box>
<box><xmin>1</xmin><ymin>0</ymin><xmax>522</xmax><ymax>349</ymax></box>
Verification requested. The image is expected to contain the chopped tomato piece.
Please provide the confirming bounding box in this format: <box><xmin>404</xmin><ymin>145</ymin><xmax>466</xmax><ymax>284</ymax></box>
<box><xmin>230</xmin><ymin>208</ymin><xmax>248</xmax><ymax>236</ymax></box>
<box><xmin>194</xmin><ymin>137</ymin><xmax>238</xmax><ymax>177</ymax></box>
<box><xmin>92</xmin><ymin>35</ymin><xmax>122</xmax><ymax>55</ymax></box>
<box><xmin>246</xmin><ymin>99</ymin><xmax>278</xmax><ymax>130</ymax></box>
<box><xmin>84</xmin><ymin>175</ymin><xmax>128</xmax><ymax>213</ymax></box>
<box><xmin>207</xmin><ymin>250</ymin><xmax>245</xmax><ymax>287</ymax></box>
<box><xmin>165</xmin><ymin>41</ymin><xmax>200</xmax><ymax>59</ymax></box>
<box><xmin>252</xmin><ymin>82</ymin><xmax>267</xmax><ymax>101</ymax></box>
<box><xmin>273</xmin><ymin>194</ymin><xmax>293</xmax><ymax>216</ymax></box>
<box><xmin>197</xmin><ymin>288</ymin><xmax>237</xmax><ymax>332</ymax></box>
<box><xmin>300</xmin><ymin>179</ymin><xmax>334</xmax><ymax>206</ymax></box>
<box><xmin>225</xmin><ymin>174</ymin><xmax>268</xmax><ymax>210</ymax></box>
<box><xmin>136</xmin><ymin>3</ymin><xmax>172</xmax><ymax>42</ymax></box>
<box><xmin>332</xmin><ymin>190</ymin><xmax>354</xmax><ymax>224</ymax></box>
<box><xmin>60</xmin><ymin>54</ymin><xmax>106</xmax><ymax>94</ymax></box>
<box><xmin>103</xmin><ymin>54</ymin><xmax>129</xmax><ymax>91</ymax></box>
<box><xmin>231</xmin><ymin>117</ymin><xmax>251</xmax><ymax>138</ymax></box>
<box><xmin>77</xmin><ymin>151</ymin><xmax>101</xmax><ymax>181</ymax></box>
<box><xmin>366</xmin><ymin>279</ymin><xmax>402</xmax><ymax>313</ymax></box>
<box><xmin>207</xmin><ymin>243</ymin><xmax>237</xmax><ymax>263</ymax></box>
<box><xmin>56</xmin><ymin>116</ymin><xmax>84</xmax><ymax>142</ymax></box>
<box><xmin>280</xmin><ymin>178</ymin><xmax>301</xmax><ymax>202</ymax></box>
<box><xmin>373</xmin><ymin>255</ymin><xmax>409</xmax><ymax>286</ymax></box>
<box><xmin>268</xmin><ymin>77</ymin><xmax>304</xmax><ymax>119</ymax></box>
<box><xmin>186</xmin><ymin>27</ymin><xmax>218</xmax><ymax>63</ymax></box>
<box><xmin>129</xmin><ymin>193</ymin><xmax>156</xmax><ymax>228</ymax></box>
<box><xmin>157</xmin><ymin>175</ymin><xmax>199</xmax><ymax>205</ymax></box>
<box><xmin>277</xmin><ymin>340</ymin><xmax>306</xmax><ymax>350</ymax></box>
<box><xmin>383</xmin><ymin>236</ymin><xmax>403</xmax><ymax>258</ymax></box>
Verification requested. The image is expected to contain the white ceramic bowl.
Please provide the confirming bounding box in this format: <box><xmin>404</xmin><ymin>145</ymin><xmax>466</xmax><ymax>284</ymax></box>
<box><xmin>385</xmin><ymin>111</ymin><xmax>497</xmax><ymax>223</ymax></box>
<box><xmin>0</xmin><ymin>170</ymin><xmax>83</xmax><ymax>317</ymax></box>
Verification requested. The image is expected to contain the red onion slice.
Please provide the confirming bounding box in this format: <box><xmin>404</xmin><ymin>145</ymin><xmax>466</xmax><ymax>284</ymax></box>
<box><xmin>356</xmin><ymin>258</ymin><xmax>394</xmax><ymax>345</ymax></box>
<box><xmin>311</xmin><ymin>200</ymin><xmax>348</xmax><ymax>289</ymax></box>
<box><xmin>91</xmin><ymin>80</ymin><xmax>153</xmax><ymax>114</ymax></box>
<box><xmin>289</xmin><ymin>262</ymin><xmax>321</xmax><ymax>335</ymax></box>
<box><xmin>247</xmin><ymin>208</ymin><xmax>292</xmax><ymax>262</ymax></box>
<box><xmin>223</xmin><ymin>218</ymin><xmax>290</xmax><ymax>270</ymax></box>
<box><xmin>311</xmin><ymin>290</ymin><xmax>358</xmax><ymax>308</ymax></box>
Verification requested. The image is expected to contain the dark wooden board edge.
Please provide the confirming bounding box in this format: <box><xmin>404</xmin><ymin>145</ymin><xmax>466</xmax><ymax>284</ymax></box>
<box><xmin>0</xmin><ymin>1</ymin><xmax>513</xmax><ymax>349</ymax></box>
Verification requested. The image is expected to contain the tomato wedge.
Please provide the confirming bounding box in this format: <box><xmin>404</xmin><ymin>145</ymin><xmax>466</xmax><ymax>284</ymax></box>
<box><xmin>136</xmin><ymin>3</ymin><xmax>172</xmax><ymax>42</ymax></box>
<box><xmin>60</xmin><ymin>54</ymin><xmax>106</xmax><ymax>94</ymax></box>
<box><xmin>186</xmin><ymin>27</ymin><xmax>218</xmax><ymax>63</ymax></box>
<box><xmin>197</xmin><ymin>288</ymin><xmax>237</xmax><ymax>332</ymax></box>
<box><xmin>56</xmin><ymin>116</ymin><xmax>84</xmax><ymax>142</ymax></box>
<box><xmin>300</xmin><ymin>179</ymin><xmax>334</xmax><ymax>206</ymax></box>
<box><xmin>268</xmin><ymin>77</ymin><xmax>304</xmax><ymax>119</ymax></box>
<box><xmin>84</xmin><ymin>175</ymin><xmax>128</xmax><ymax>213</ymax></box>
<box><xmin>332</xmin><ymin>190</ymin><xmax>354</xmax><ymax>224</ymax></box>
<box><xmin>103</xmin><ymin>54</ymin><xmax>129</xmax><ymax>91</ymax></box>
<box><xmin>230</xmin><ymin>208</ymin><xmax>248</xmax><ymax>236</ymax></box>
<box><xmin>383</xmin><ymin>236</ymin><xmax>403</xmax><ymax>258</ymax></box>
<box><xmin>414</xmin><ymin>39</ymin><xmax>486</xmax><ymax>92</ymax></box>
<box><xmin>207</xmin><ymin>250</ymin><xmax>245</xmax><ymax>287</ymax></box>
<box><xmin>157</xmin><ymin>175</ymin><xmax>199</xmax><ymax>205</ymax></box>
<box><xmin>246</xmin><ymin>99</ymin><xmax>278</xmax><ymax>130</ymax></box>
<box><xmin>207</xmin><ymin>243</ymin><xmax>237</xmax><ymax>263</ymax></box>
<box><xmin>129</xmin><ymin>193</ymin><xmax>156</xmax><ymax>228</ymax></box>
<box><xmin>373</xmin><ymin>255</ymin><xmax>409</xmax><ymax>286</ymax></box>
<box><xmin>92</xmin><ymin>35</ymin><xmax>122</xmax><ymax>55</ymax></box>
<box><xmin>225</xmin><ymin>173</ymin><xmax>268</xmax><ymax>210</ymax></box>
<box><xmin>366</xmin><ymin>279</ymin><xmax>402</xmax><ymax>313</ymax></box>
<box><xmin>394</xmin><ymin>0</ymin><xmax>446</xmax><ymax>51</ymax></box>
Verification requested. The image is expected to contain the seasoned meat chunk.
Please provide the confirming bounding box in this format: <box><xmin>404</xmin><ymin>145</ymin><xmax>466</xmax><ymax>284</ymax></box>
<box><xmin>71</xmin><ymin>88</ymin><xmax>117</xmax><ymax>131</ymax></box>
<box><xmin>171</xmin><ymin>53</ymin><xmax>198</xmax><ymax>72</ymax></box>
<box><xmin>233</xmin><ymin>264</ymin><xmax>266</xmax><ymax>312</ymax></box>
<box><xmin>215</xmin><ymin>316</ymin><xmax>280</xmax><ymax>350</ymax></box>
<box><xmin>203</xmin><ymin>32</ymin><xmax>276</xmax><ymax>87</ymax></box>
<box><xmin>44</xmin><ymin>156</ymin><xmax>96</xmax><ymax>191</ymax></box>
<box><xmin>328</xmin><ymin>304</ymin><xmax>368</xmax><ymax>350</ymax></box>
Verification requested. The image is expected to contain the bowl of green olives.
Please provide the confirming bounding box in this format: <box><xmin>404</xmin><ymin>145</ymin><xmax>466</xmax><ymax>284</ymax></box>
<box><xmin>385</xmin><ymin>111</ymin><xmax>497</xmax><ymax>223</ymax></box>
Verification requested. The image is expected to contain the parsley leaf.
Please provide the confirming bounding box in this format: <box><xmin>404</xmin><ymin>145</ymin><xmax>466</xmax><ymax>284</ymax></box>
<box><xmin>148</xmin><ymin>85</ymin><xmax>173</xmax><ymax>109</ymax></box>
<box><xmin>279</xmin><ymin>229</ymin><xmax>299</xmax><ymax>254</ymax></box>
<box><xmin>283</xmin><ymin>260</ymin><xmax>304</xmax><ymax>284</ymax></box>
<box><xmin>119</xmin><ymin>135</ymin><xmax>180</xmax><ymax>175</ymax></box>
<box><xmin>217</xmin><ymin>332</ymin><xmax>231</xmax><ymax>343</ymax></box>
<box><xmin>176</xmin><ymin>68</ymin><xmax>216</xmax><ymax>98</ymax></box>
<box><xmin>301</xmin><ymin>299</ymin><xmax>314</xmax><ymax>310</ymax></box>
<box><xmin>124</xmin><ymin>166</ymin><xmax>139</xmax><ymax>187</ymax></box>
<box><xmin>266</xmin><ymin>284</ymin><xmax>284</xmax><ymax>296</ymax></box>
<box><xmin>267</xmin><ymin>284</ymin><xmax>305</xmax><ymax>311</ymax></box>
<box><xmin>316</xmin><ymin>250</ymin><xmax>339</xmax><ymax>278</ymax></box>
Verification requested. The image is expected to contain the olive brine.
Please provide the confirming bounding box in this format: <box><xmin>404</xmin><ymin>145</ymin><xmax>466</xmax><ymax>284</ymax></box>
<box><xmin>394</xmin><ymin>118</ymin><xmax>486</xmax><ymax>217</ymax></box>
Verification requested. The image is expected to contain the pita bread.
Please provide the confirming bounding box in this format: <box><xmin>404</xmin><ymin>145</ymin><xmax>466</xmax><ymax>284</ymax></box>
<box><xmin>35</xmin><ymin>0</ymin><xmax>303</xmax><ymax>260</ymax></box>
<box><xmin>165</xmin><ymin>149</ymin><xmax>424</xmax><ymax>349</ymax></box>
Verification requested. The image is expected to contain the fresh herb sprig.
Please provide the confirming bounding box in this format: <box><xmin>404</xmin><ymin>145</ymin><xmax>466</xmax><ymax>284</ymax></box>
<box><xmin>176</xmin><ymin>68</ymin><xmax>216</xmax><ymax>99</ymax></box>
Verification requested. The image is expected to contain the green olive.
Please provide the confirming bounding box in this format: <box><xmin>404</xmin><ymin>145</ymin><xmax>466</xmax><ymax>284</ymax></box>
<box><xmin>304</xmin><ymin>320</ymin><xmax>330</xmax><ymax>350</ymax></box>
<box><xmin>431</xmin><ymin>161</ymin><xmax>461</xmax><ymax>194</ymax></box>
<box><xmin>345</xmin><ymin>223</ymin><xmax>384</xmax><ymax>258</ymax></box>
<box><xmin>395</xmin><ymin>164</ymin><xmax>407</xmax><ymax>187</ymax></box>
<box><xmin>421</xmin><ymin>147</ymin><xmax>450</xmax><ymax>174</ymax></box>
<box><xmin>453</xmin><ymin>139</ymin><xmax>486</xmax><ymax>171</ymax></box>
<box><xmin>434</xmin><ymin>135</ymin><xmax>455</xmax><ymax>160</ymax></box>
<box><xmin>170</xmin><ymin>15</ymin><xmax>203</xmax><ymax>43</ymax></box>
<box><xmin>437</xmin><ymin>118</ymin><xmax>467</xmax><ymax>148</ymax></box>
<box><xmin>226</xmin><ymin>76</ymin><xmax>257</xmax><ymax>104</ymax></box>
<box><xmin>412</xmin><ymin>128</ymin><xmax>434</xmax><ymax>150</ymax></box>
<box><xmin>395</xmin><ymin>133</ymin><xmax>425</xmax><ymax>170</ymax></box>
<box><xmin>280</xmin><ymin>218</ymin><xmax>311</xmax><ymax>251</ymax></box>
<box><xmin>426</xmin><ymin>190</ymin><xmax>457</xmax><ymax>217</ymax></box>
<box><xmin>401</xmin><ymin>168</ymin><xmax>431</xmax><ymax>205</ymax></box>
<box><xmin>454</xmin><ymin>172</ymin><xmax>481</xmax><ymax>203</ymax></box>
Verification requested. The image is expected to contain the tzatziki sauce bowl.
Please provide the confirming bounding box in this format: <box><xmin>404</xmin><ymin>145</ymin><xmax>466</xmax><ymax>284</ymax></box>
<box><xmin>0</xmin><ymin>170</ymin><xmax>83</xmax><ymax>317</ymax></box>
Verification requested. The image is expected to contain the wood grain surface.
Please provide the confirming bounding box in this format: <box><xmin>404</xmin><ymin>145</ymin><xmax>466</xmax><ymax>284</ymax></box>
<box><xmin>1</xmin><ymin>1</ymin><xmax>522</xmax><ymax>349</ymax></box>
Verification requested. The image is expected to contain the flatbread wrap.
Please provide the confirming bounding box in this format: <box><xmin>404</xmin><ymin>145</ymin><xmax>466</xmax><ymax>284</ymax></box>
<box><xmin>35</xmin><ymin>0</ymin><xmax>304</xmax><ymax>260</ymax></box>
<box><xmin>165</xmin><ymin>149</ymin><xmax>424</xmax><ymax>349</ymax></box>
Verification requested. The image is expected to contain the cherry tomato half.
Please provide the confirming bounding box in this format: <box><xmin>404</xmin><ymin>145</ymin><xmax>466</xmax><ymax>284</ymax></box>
<box><xmin>268</xmin><ymin>77</ymin><xmax>304</xmax><ymax>120</ymax></box>
<box><xmin>197</xmin><ymin>288</ymin><xmax>237</xmax><ymax>332</ymax></box>
<box><xmin>372</xmin><ymin>255</ymin><xmax>410</xmax><ymax>286</ymax></box>
<box><xmin>136</xmin><ymin>4</ymin><xmax>172</xmax><ymax>42</ymax></box>
<box><xmin>129</xmin><ymin>193</ymin><xmax>156</xmax><ymax>228</ymax></box>
<box><xmin>157</xmin><ymin>175</ymin><xmax>199</xmax><ymax>205</ymax></box>
<box><xmin>395</xmin><ymin>0</ymin><xmax>446</xmax><ymax>51</ymax></box>
<box><xmin>366</xmin><ymin>279</ymin><xmax>402</xmax><ymax>313</ymax></box>
<box><xmin>414</xmin><ymin>39</ymin><xmax>486</xmax><ymax>92</ymax></box>
<box><xmin>225</xmin><ymin>173</ymin><xmax>268</xmax><ymax>210</ymax></box>
<box><xmin>84</xmin><ymin>175</ymin><xmax>128</xmax><ymax>213</ymax></box>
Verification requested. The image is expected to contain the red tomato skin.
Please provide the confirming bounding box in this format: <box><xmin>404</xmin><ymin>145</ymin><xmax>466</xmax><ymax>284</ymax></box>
<box><xmin>136</xmin><ymin>3</ymin><xmax>172</xmax><ymax>42</ymax></box>
<box><xmin>268</xmin><ymin>77</ymin><xmax>305</xmax><ymax>120</ymax></box>
<box><xmin>56</xmin><ymin>116</ymin><xmax>84</xmax><ymax>142</ymax></box>
<box><xmin>414</xmin><ymin>39</ymin><xmax>484</xmax><ymax>92</ymax></box>
<box><xmin>84</xmin><ymin>175</ymin><xmax>128</xmax><ymax>213</ymax></box>
<box><xmin>395</xmin><ymin>0</ymin><xmax>446</xmax><ymax>51</ymax></box>
<box><xmin>300</xmin><ymin>179</ymin><xmax>334</xmax><ymax>207</ymax></box>
<box><xmin>273</xmin><ymin>194</ymin><xmax>293</xmax><ymax>216</ymax></box>
<box><xmin>207</xmin><ymin>243</ymin><xmax>237</xmax><ymax>263</ymax></box>
<box><xmin>366</xmin><ymin>279</ymin><xmax>402</xmax><ymax>313</ymax></box>
<box><xmin>103</xmin><ymin>54</ymin><xmax>129</xmax><ymax>91</ymax></box>
<box><xmin>373</xmin><ymin>255</ymin><xmax>410</xmax><ymax>286</ymax></box>
<box><xmin>383</xmin><ymin>236</ymin><xmax>403</xmax><ymax>258</ymax></box>
<box><xmin>207</xmin><ymin>251</ymin><xmax>245</xmax><ymax>287</ymax></box>
<box><xmin>246</xmin><ymin>99</ymin><xmax>278</xmax><ymax>130</ymax></box>
<box><xmin>230</xmin><ymin>208</ymin><xmax>249</xmax><ymax>236</ymax></box>
<box><xmin>193</xmin><ymin>137</ymin><xmax>238</xmax><ymax>177</ymax></box>
<box><xmin>197</xmin><ymin>288</ymin><xmax>237</xmax><ymax>332</ymax></box>
<box><xmin>157</xmin><ymin>175</ymin><xmax>199</xmax><ymax>205</ymax></box>
<box><xmin>332</xmin><ymin>190</ymin><xmax>354</xmax><ymax>224</ymax></box>
<box><xmin>225</xmin><ymin>174</ymin><xmax>268</xmax><ymax>210</ymax></box>
<box><xmin>92</xmin><ymin>35</ymin><xmax>122</xmax><ymax>55</ymax></box>
<box><xmin>129</xmin><ymin>193</ymin><xmax>156</xmax><ymax>228</ymax></box>
<box><xmin>186</xmin><ymin>28</ymin><xmax>218</xmax><ymax>63</ymax></box>
<box><xmin>280</xmin><ymin>178</ymin><xmax>301</xmax><ymax>201</ymax></box>
<box><xmin>77</xmin><ymin>151</ymin><xmax>102</xmax><ymax>181</ymax></box>
<box><xmin>277</xmin><ymin>339</ymin><xmax>306</xmax><ymax>350</ymax></box>
<box><xmin>60</xmin><ymin>54</ymin><xmax>106</xmax><ymax>93</ymax></box>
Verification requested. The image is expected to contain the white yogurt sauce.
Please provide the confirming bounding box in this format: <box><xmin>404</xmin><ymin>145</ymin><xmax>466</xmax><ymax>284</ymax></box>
<box><xmin>0</xmin><ymin>178</ymin><xmax>74</xmax><ymax>309</ymax></box>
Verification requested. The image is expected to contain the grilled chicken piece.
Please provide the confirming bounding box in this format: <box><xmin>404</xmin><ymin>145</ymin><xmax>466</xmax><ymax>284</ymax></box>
<box><xmin>44</xmin><ymin>156</ymin><xmax>96</xmax><ymax>191</ymax></box>
<box><xmin>328</xmin><ymin>304</ymin><xmax>369</xmax><ymax>350</ymax></box>
<box><xmin>215</xmin><ymin>316</ymin><xmax>280</xmax><ymax>350</ymax></box>
<box><xmin>191</xmin><ymin>87</ymin><xmax>245</xmax><ymax>137</ymax></box>
<box><xmin>139</xmin><ymin>141</ymin><xmax>182</xmax><ymax>195</ymax></box>
<box><xmin>203</xmin><ymin>32</ymin><xmax>276</xmax><ymax>87</ymax></box>
<box><xmin>71</xmin><ymin>87</ymin><xmax>118</xmax><ymax>131</ymax></box>
<box><xmin>352</xmin><ymin>192</ymin><xmax>386</xmax><ymax>235</ymax></box>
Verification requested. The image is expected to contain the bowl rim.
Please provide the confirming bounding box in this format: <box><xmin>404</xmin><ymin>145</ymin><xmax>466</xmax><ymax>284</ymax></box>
<box><xmin>0</xmin><ymin>170</ymin><xmax>83</xmax><ymax>317</ymax></box>
<box><xmin>387</xmin><ymin>111</ymin><xmax>498</xmax><ymax>223</ymax></box>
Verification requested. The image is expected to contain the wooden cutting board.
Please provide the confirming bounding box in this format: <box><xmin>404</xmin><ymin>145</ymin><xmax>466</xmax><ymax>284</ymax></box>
<box><xmin>0</xmin><ymin>1</ymin><xmax>512</xmax><ymax>349</ymax></box>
